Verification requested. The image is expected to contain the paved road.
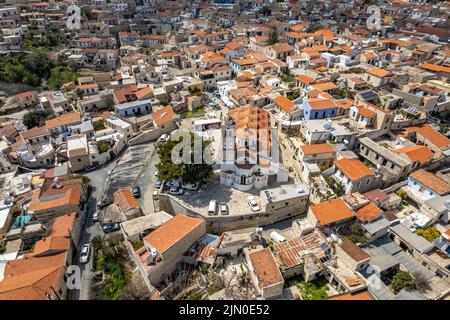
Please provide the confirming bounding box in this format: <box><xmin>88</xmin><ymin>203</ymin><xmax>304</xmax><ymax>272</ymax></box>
<box><xmin>71</xmin><ymin>142</ymin><xmax>155</xmax><ymax>300</ymax></box>
<box><xmin>71</xmin><ymin>160</ymin><xmax>116</xmax><ymax>300</ymax></box>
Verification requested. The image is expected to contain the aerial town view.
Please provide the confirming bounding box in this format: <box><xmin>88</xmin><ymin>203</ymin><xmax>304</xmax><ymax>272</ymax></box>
<box><xmin>0</xmin><ymin>0</ymin><xmax>449</xmax><ymax>306</ymax></box>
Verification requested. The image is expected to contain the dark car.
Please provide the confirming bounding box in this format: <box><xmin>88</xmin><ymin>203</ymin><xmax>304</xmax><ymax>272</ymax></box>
<box><xmin>132</xmin><ymin>186</ymin><xmax>141</xmax><ymax>198</ymax></box>
<box><xmin>102</xmin><ymin>223</ymin><xmax>120</xmax><ymax>234</ymax></box>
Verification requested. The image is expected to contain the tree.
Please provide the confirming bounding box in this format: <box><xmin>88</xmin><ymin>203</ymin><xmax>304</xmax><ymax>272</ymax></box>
<box><xmin>93</xmin><ymin>120</ymin><xmax>106</xmax><ymax>131</ymax></box>
<box><xmin>259</xmin><ymin>6</ymin><xmax>271</xmax><ymax>16</ymax></box>
<box><xmin>97</xmin><ymin>140</ymin><xmax>110</xmax><ymax>154</ymax></box>
<box><xmin>23</xmin><ymin>110</ymin><xmax>50</xmax><ymax>129</ymax></box>
<box><xmin>46</xmin><ymin>66</ymin><xmax>78</xmax><ymax>90</ymax></box>
<box><xmin>156</xmin><ymin>132</ymin><xmax>213</xmax><ymax>183</ymax></box>
<box><xmin>23</xmin><ymin>50</ymin><xmax>51</xmax><ymax>79</ymax></box>
<box><xmin>268</xmin><ymin>26</ymin><xmax>279</xmax><ymax>45</ymax></box>
<box><xmin>416</xmin><ymin>227</ymin><xmax>440</xmax><ymax>242</ymax></box>
<box><xmin>391</xmin><ymin>271</ymin><xmax>416</xmax><ymax>294</ymax></box>
<box><xmin>91</xmin><ymin>235</ymin><xmax>104</xmax><ymax>252</ymax></box>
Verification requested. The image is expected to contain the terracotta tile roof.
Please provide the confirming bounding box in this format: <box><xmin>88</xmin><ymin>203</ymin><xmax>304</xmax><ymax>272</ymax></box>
<box><xmin>28</xmin><ymin>178</ymin><xmax>82</xmax><ymax>213</ymax></box>
<box><xmin>144</xmin><ymin>215</ymin><xmax>205</xmax><ymax>254</ymax></box>
<box><xmin>410</xmin><ymin>170</ymin><xmax>450</xmax><ymax>195</ymax></box>
<box><xmin>296</xmin><ymin>74</ymin><xmax>315</xmax><ymax>84</ymax></box>
<box><xmin>151</xmin><ymin>105</ymin><xmax>176</xmax><ymax>127</ymax></box>
<box><xmin>335</xmin><ymin>158</ymin><xmax>375</xmax><ymax>181</ymax></box>
<box><xmin>273</xmin><ymin>96</ymin><xmax>301</xmax><ymax>114</ymax></box>
<box><xmin>248</xmin><ymin>248</ymin><xmax>284</xmax><ymax>289</ymax></box>
<box><xmin>135</xmin><ymin>87</ymin><xmax>153</xmax><ymax>100</ymax></box>
<box><xmin>21</xmin><ymin>126</ymin><xmax>49</xmax><ymax>139</ymax></box>
<box><xmin>0</xmin><ymin>266</ymin><xmax>65</xmax><ymax>300</ymax></box>
<box><xmin>395</xmin><ymin>145</ymin><xmax>433</xmax><ymax>163</ymax></box>
<box><xmin>403</xmin><ymin>124</ymin><xmax>450</xmax><ymax>150</ymax></box>
<box><xmin>312</xmin><ymin>82</ymin><xmax>337</xmax><ymax>91</ymax></box>
<box><xmin>355</xmin><ymin>202</ymin><xmax>383</xmax><ymax>223</ymax></box>
<box><xmin>311</xmin><ymin>198</ymin><xmax>355</xmax><ymax>226</ymax></box>
<box><xmin>419</xmin><ymin>63</ymin><xmax>450</xmax><ymax>74</ymax></box>
<box><xmin>4</xmin><ymin>252</ymin><xmax>66</xmax><ymax>278</ymax></box>
<box><xmin>114</xmin><ymin>188</ymin><xmax>140</xmax><ymax>213</ymax></box>
<box><xmin>355</xmin><ymin>105</ymin><xmax>376</xmax><ymax>118</ymax></box>
<box><xmin>51</xmin><ymin>213</ymin><xmax>76</xmax><ymax>238</ymax></box>
<box><xmin>367</xmin><ymin>67</ymin><xmax>393</xmax><ymax>78</ymax></box>
<box><xmin>306</xmin><ymin>98</ymin><xmax>337</xmax><ymax>110</ymax></box>
<box><xmin>32</xmin><ymin>235</ymin><xmax>70</xmax><ymax>256</ymax></box>
<box><xmin>339</xmin><ymin>239</ymin><xmax>370</xmax><ymax>262</ymax></box>
<box><xmin>363</xmin><ymin>189</ymin><xmax>390</xmax><ymax>203</ymax></box>
<box><xmin>334</xmin><ymin>98</ymin><xmax>354</xmax><ymax>109</ymax></box>
<box><xmin>300</xmin><ymin>143</ymin><xmax>335</xmax><ymax>155</ymax></box>
<box><xmin>327</xmin><ymin>290</ymin><xmax>374</xmax><ymax>300</ymax></box>
<box><xmin>272</xmin><ymin>43</ymin><xmax>294</xmax><ymax>53</ymax></box>
<box><xmin>45</xmin><ymin>112</ymin><xmax>81</xmax><ymax>130</ymax></box>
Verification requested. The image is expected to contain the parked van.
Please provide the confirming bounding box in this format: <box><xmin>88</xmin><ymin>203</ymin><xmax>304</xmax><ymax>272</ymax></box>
<box><xmin>208</xmin><ymin>200</ymin><xmax>217</xmax><ymax>215</ymax></box>
<box><xmin>270</xmin><ymin>231</ymin><xmax>286</xmax><ymax>243</ymax></box>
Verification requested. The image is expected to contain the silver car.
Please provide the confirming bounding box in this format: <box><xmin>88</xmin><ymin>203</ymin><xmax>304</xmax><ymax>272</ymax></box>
<box><xmin>79</xmin><ymin>244</ymin><xmax>91</xmax><ymax>264</ymax></box>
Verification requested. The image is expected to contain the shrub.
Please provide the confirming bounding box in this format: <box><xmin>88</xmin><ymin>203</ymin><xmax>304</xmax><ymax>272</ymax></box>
<box><xmin>416</xmin><ymin>227</ymin><xmax>440</xmax><ymax>242</ymax></box>
<box><xmin>97</xmin><ymin>140</ymin><xmax>110</xmax><ymax>154</ymax></box>
<box><xmin>391</xmin><ymin>270</ymin><xmax>416</xmax><ymax>294</ymax></box>
<box><xmin>93</xmin><ymin>120</ymin><xmax>105</xmax><ymax>131</ymax></box>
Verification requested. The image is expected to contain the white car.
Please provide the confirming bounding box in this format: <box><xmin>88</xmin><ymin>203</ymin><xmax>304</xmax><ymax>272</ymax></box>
<box><xmin>248</xmin><ymin>196</ymin><xmax>260</xmax><ymax>212</ymax></box>
<box><xmin>92</xmin><ymin>211</ymin><xmax>99</xmax><ymax>222</ymax></box>
<box><xmin>79</xmin><ymin>244</ymin><xmax>91</xmax><ymax>264</ymax></box>
<box><xmin>159</xmin><ymin>134</ymin><xmax>169</xmax><ymax>143</ymax></box>
<box><xmin>169</xmin><ymin>186</ymin><xmax>184</xmax><ymax>195</ymax></box>
<box><xmin>182</xmin><ymin>182</ymin><xmax>199</xmax><ymax>191</ymax></box>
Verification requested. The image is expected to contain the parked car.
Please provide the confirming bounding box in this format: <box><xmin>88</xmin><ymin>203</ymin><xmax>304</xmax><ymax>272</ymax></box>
<box><xmin>169</xmin><ymin>186</ymin><xmax>184</xmax><ymax>195</ymax></box>
<box><xmin>97</xmin><ymin>198</ymin><xmax>112</xmax><ymax>209</ymax></box>
<box><xmin>92</xmin><ymin>211</ymin><xmax>99</xmax><ymax>222</ymax></box>
<box><xmin>155</xmin><ymin>180</ymin><xmax>162</xmax><ymax>189</ymax></box>
<box><xmin>160</xmin><ymin>134</ymin><xmax>169</xmax><ymax>143</ymax></box>
<box><xmin>208</xmin><ymin>200</ymin><xmax>217</xmax><ymax>215</ymax></box>
<box><xmin>220</xmin><ymin>203</ymin><xmax>229</xmax><ymax>215</ymax></box>
<box><xmin>167</xmin><ymin>179</ymin><xmax>181</xmax><ymax>188</ymax></box>
<box><xmin>248</xmin><ymin>196</ymin><xmax>260</xmax><ymax>212</ymax></box>
<box><xmin>182</xmin><ymin>182</ymin><xmax>199</xmax><ymax>190</ymax></box>
<box><xmin>132</xmin><ymin>186</ymin><xmax>141</xmax><ymax>198</ymax></box>
<box><xmin>155</xmin><ymin>170</ymin><xmax>159</xmax><ymax>177</ymax></box>
<box><xmin>79</xmin><ymin>244</ymin><xmax>91</xmax><ymax>264</ymax></box>
<box><xmin>102</xmin><ymin>223</ymin><xmax>120</xmax><ymax>234</ymax></box>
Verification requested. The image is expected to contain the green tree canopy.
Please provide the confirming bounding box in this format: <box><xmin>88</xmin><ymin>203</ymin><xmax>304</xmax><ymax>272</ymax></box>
<box><xmin>268</xmin><ymin>26</ymin><xmax>279</xmax><ymax>45</ymax></box>
<box><xmin>391</xmin><ymin>271</ymin><xmax>416</xmax><ymax>294</ymax></box>
<box><xmin>23</xmin><ymin>110</ymin><xmax>51</xmax><ymax>129</ymax></box>
<box><xmin>156</xmin><ymin>132</ymin><xmax>213</xmax><ymax>183</ymax></box>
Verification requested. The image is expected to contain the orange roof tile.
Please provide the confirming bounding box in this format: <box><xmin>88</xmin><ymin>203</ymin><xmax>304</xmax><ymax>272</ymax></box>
<box><xmin>410</xmin><ymin>170</ymin><xmax>450</xmax><ymax>195</ymax></box>
<box><xmin>419</xmin><ymin>63</ymin><xmax>450</xmax><ymax>74</ymax></box>
<box><xmin>0</xmin><ymin>266</ymin><xmax>65</xmax><ymax>300</ymax></box>
<box><xmin>367</xmin><ymin>67</ymin><xmax>393</xmax><ymax>78</ymax></box>
<box><xmin>339</xmin><ymin>239</ymin><xmax>371</xmax><ymax>261</ymax></box>
<box><xmin>327</xmin><ymin>290</ymin><xmax>374</xmax><ymax>300</ymax></box>
<box><xmin>300</xmin><ymin>143</ymin><xmax>335</xmax><ymax>155</ymax></box>
<box><xmin>355</xmin><ymin>202</ymin><xmax>383</xmax><ymax>223</ymax></box>
<box><xmin>404</xmin><ymin>124</ymin><xmax>450</xmax><ymax>150</ymax></box>
<box><xmin>273</xmin><ymin>96</ymin><xmax>301</xmax><ymax>114</ymax></box>
<box><xmin>306</xmin><ymin>98</ymin><xmax>337</xmax><ymax>110</ymax></box>
<box><xmin>311</xmin><ymin>198</ymin><xmax>355</xmax><ymax>226</ymax></box>
<box><xmin>144</xmin><ymin>215</ymin><xmax>205</xmax><ymax>254</ymax></box>
<box><xmin>114</xmin><ymin>188</ymin><xmax>140</xmax><ymax>213</ymax></box>
<box><xmin>395</xmin><ymin>145</ymin><xmax>433</xmax><ymax>163</ymax></box>
<box><xmin>248</xmin><ymin>248</ymin><xmax>284</xmax><ymax>289</ymax></box>
<box><xmin>151</xmin><ymin>105</ymin><xmax>176</xmax><ymax>127</ymax></box>
<box><xmin>45</xmin><ymin>112</ymin><xmax>81</xmax><ymax>130</ymax></box>
<box><xmin>335</xmin><ymin>159</ymin><xmax>375</xmax><ymax>181</ymax></box>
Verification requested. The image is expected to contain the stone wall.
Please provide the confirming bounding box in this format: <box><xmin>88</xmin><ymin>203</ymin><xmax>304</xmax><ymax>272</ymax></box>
<box><xmin>158</xmin><ymin>193</ymin><xmax>308</xmax><ymax>233</ymax></box>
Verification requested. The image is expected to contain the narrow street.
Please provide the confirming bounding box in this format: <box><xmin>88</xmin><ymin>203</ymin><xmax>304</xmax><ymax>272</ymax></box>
<box><xmin>71</xmin><ymin>160</ymin><xmax>116</xmax><ymax>300</ymax></box>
